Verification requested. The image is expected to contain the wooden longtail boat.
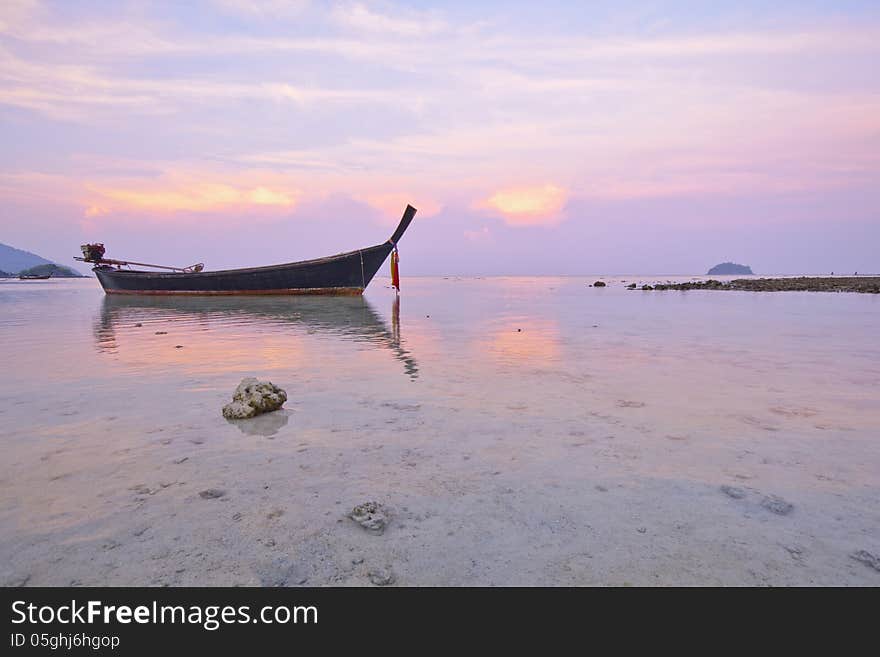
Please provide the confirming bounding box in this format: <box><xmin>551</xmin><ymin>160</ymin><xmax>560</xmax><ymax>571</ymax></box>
<box><xmin>76</xmin><ymin>205</ymin><xmax>417</xmax><ymax>296</ymax></box>
<box><xmin>18</xmin><ymin>273</ymin><xmax>52</xmax><ymax>280</ymax></box>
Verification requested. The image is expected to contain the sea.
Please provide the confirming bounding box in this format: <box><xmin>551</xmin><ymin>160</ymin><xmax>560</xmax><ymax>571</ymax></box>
<box><xmin>1</xmin><ymin>276</ymin><xmax>878</xmax><ymax>585</ymax></box>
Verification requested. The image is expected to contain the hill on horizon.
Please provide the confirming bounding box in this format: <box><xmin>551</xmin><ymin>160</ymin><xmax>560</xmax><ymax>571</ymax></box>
<box><xmin>18</xmin><ymin>263</ymin><xmax>85</xmax><ymax>278</ymax></box>
<box><xmin>0</xmin><ymin>242</ymin><xmax>85</xmax><ymax>276</ymax></box>
<box><xmin>0</xmin><ymin>242</ymin><xmax>55</xmax><ymax>273</ymax></box>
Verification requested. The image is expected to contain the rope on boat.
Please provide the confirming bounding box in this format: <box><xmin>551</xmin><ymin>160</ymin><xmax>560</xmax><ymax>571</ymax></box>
<box><xmin>390</xmin><ymin>242</ymin><xmax>400</xmax><ymax>292</ymax></box>
<box><xmin>358</xmin><ymin>249</ymin><xmax>365</xmax><ymax>290</ymax></box>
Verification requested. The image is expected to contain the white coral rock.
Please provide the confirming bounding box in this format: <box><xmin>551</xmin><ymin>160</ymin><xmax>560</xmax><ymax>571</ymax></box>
<box><xmin>222</xmin><ymin>377</ymin><xmax>287</xmax><ymax>419</ymax></box>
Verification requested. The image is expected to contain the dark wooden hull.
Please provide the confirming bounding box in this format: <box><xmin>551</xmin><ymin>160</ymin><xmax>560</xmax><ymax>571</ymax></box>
<box><xmin>94</xmin><ymin>242</ymin><xmax>393</xmax><ymax>296</ymax></box>
<box><xmin>90</xmin><ymin>205</ymin><xmax>416</xmax><ymax>296</ymax></box>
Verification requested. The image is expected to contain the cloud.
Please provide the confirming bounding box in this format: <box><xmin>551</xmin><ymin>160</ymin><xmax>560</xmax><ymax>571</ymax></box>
<box><xmin>86</xmin><ymin>179</ymin><xmax>300</xmax><ymax>216</ymax></box>
<box><xmin>356</xmin><ymin>192</ymin><xmax>442</xmax><ymax>223</ymax></box>
<box><xmin>0</xmin><ymin>0</ymin><xmax>39</xmax><ymax>31</ymax></box>
<box><xmin>480</xmin><ymin>185</ymin><xmax>568</xmax><ymax>226</ymax></box>
<box><xmin>502</xmin><ymin>30</ymin><xmax>880</xmax><ymax>68</ymax></box>
<box><xmin>464</xmin><ymin>226</ymin><xmax>490</xmax><ymax>242</ymax></box>
<box><xmin>332</xmin><ymin>2</ymin><xmax>447</xmax><ymax>36</ymax></box>
<box><xmin>0</xmin><ymin>47</ymin><xmax>392</xmax><ymax>122</ymax></box>
<box><xmin>2</xmin><ymin>1</ymin><xmax>880</xmax><ymax>234</ymax></box>
<box><xmin>84</xmin><ymin>204</ymin><xmax>109</xmax><ymax>217</ymax></box>
<box><xmin>212</xmin><ymin>0</ymin><xmax>310</xmax><ymax>20</ymax></box>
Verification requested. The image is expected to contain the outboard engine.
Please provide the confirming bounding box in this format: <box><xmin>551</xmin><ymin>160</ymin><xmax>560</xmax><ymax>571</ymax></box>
<box><xmin>80</xmin><ymin>243</ymin><xmax>106</xmax><ymax>263</ymax></box>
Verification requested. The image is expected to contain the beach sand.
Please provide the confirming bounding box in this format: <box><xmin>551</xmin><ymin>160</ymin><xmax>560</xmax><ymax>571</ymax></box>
<box><xmin>2</xmin><ymin>380</ymin><xmax>878</xmax><ymax>587</ymax></box>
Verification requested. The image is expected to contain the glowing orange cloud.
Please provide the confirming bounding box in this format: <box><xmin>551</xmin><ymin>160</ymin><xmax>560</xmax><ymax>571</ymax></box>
<box><xmin>84</xmin><ymin>204</ymin><xmax>109</xmax><ymax>217</ymax></box>
<box><xmin>480</xmin><ymin>184</ymin><xmax>568</xmax><ymax>226</ymax></box>
<box><xmin>357</xmin><ymin>192</ymin><xmax>442</xmax><ymax>223</ymax></box>
<box><xmin>87</xmin><ymin>181</ymin><xmax>299</xmax><ymax>215</ymax></box>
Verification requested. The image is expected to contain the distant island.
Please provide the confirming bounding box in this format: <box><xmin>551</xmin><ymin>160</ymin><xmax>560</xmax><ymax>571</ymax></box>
<box><xmin>18</xmin><ymin>263</ymin><xmax>84</xmax><ymax>278</ymax></box>
<box><xmin>707</xmin><ymin>262</ymin><xmax>753</xmax><ymax>275</ymax></box>
<box><xmin>0</xmin><ymin>242</ymin><xmax>86</xmax><ymax>277</ymax></box>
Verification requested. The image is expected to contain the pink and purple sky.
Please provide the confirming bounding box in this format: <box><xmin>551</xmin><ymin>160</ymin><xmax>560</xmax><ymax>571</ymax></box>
<box><xmin>2</xmin><ymin>0</ymin><xmax>879</xmax><ymax>275</ymax></box>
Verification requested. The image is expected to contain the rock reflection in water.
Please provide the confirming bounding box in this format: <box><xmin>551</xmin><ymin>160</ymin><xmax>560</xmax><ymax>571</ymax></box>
<box><xmin>225</xmin><ymin>409</ymin><xmax>291</xmax><ymax>437</ymax></box>
<box><xmin>94</xmin><ymin>294</ymin><xmax>419</xmax><ymax>379</ymax></box>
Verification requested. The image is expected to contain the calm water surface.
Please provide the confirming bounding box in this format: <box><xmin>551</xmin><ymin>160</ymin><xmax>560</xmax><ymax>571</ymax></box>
<box><xmin>2</xmin><ymin>276</ymin><xmax>877</xmax><ymax>436</ymax></box>
<box><xmin>1</xmin><ymin>276</ymin><xmax>878</xmax><ymax>585</ymax></box>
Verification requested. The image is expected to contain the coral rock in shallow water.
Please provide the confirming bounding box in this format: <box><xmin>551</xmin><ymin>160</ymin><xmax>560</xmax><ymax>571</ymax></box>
<box><xmin>720</xmin><ymin>485</ymin><xmax>747</xmax><ymax>499</ymax></box>
<box><xmin>348</xmin><ymin>501</ymin><xmax>390</xmax><ymax>535</ymax></box>
<box><xmin>761</xmin><ymin>495</ymin><xmax>794</xmax><ymax>515</ymax></box>
<box><xmin>222</xmin><ymin>377</ymin><xmax>287</xmax><ymax>419</ymax></box>
<box><xmin>368</xmin><ymin>568</ymin><xmax>396</xmax><ymax>586</ymax></box>
<box><xmin>850</xmin><ymin>550</ymin><xmax>880</xmax><ymax>572</ymax></box>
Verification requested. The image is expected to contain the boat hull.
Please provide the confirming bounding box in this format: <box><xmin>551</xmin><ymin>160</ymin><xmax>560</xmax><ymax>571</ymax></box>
<box><xmin>94</xmin><ymin>242</ymin><xmax>394</xmax><ymax>296</ymax></box>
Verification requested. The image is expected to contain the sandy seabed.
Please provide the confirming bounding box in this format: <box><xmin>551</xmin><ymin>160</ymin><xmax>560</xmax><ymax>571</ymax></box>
<box><xmin>3</xmin><ymin>393</ymin><xmax>879</xmax><ymax>587</ymax></box>
<box><xmin>1</xmin><ymin>278</ymin><xmax>878</xmax><ymax>586</ymax></box>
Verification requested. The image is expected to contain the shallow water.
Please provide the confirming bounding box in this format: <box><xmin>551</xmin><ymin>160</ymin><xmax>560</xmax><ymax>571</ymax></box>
<box><xmin>1</xmin><ymin>276</ymin><xmax>878</xmax><ymax>585</ymax></box>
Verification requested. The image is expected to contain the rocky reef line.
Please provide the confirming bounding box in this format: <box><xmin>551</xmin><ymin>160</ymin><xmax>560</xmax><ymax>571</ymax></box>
<box><xmin>642</xmin><ymin>277</ymin><xmax>879</xmax><ymax>294</ymax></box>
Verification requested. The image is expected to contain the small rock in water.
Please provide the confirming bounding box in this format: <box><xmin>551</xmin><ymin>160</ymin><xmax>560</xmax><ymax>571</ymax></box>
<box><xmin>222</xmin><ymin>377</ymin><xmax>287</xmax><ymax>420</ymax></box>
<box><xmin>348</xmin><ymin>501</ymin><xmax>390</xmax><ymax>535</ymax></box>
<box><xmin>783</xmin><ymin>545</ymin><xmax>804</xmax><ymax>559</ymax></box>
<box><xmin>368</xmin><ymin>568</ymin><xmax>396</xmax><ymax>586</ymax></box>
<box><xmin>626</xmin><ymin>283</ymin><xmax>637</xmax><ymax>289</ymax></box>
<box><xmin>721</xmin><ymin>485</ymin><xmax>747</xmax><ymax>499</ymax></box>
<box><xmin>199</xmin><ymin>488</ymin><xmax>226</xmax><ymax>499</ymax></box>
<box><xmin>134</xmin><ymin>323</ymin><xmax>142</xmax><ymax>327</ymax></box>
<box><xmin>761</xmin><ymin>495</ymin><xmax>794</xmax><ymax>515</ymax></box>
<box><xmin>155</xmin><ymin>331</ymin><xmax>167</xmax><ymax>335</ymax></box>
<box><xmin>850</xmin><ymin>550</ymin><xmax>880</xmax><ymax>572</ymax></box>
<box><xmin>593</xmin><ymin>281</ymin><xmax>606</xmax><ymax>287</ymax></box>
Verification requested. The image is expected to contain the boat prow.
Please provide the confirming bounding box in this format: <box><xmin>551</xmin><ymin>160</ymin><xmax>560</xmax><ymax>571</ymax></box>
<box><xmin>78</xmin><ymin>205</ymin><xmax>417</xmax><ymax>296</ymax></box>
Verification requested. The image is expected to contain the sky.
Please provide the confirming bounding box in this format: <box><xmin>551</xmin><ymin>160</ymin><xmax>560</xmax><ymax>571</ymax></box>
<box><xmin>1</xmin><ymin>0</ymin><xmax>879</xmax><ymax>275</ymax></box>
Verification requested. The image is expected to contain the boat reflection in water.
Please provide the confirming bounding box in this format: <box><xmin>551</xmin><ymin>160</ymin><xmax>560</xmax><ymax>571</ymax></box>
<box><xmin>94</xmin><ymin>293</ymin><xmax>419</xmax><ymax>381</ymax></box>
